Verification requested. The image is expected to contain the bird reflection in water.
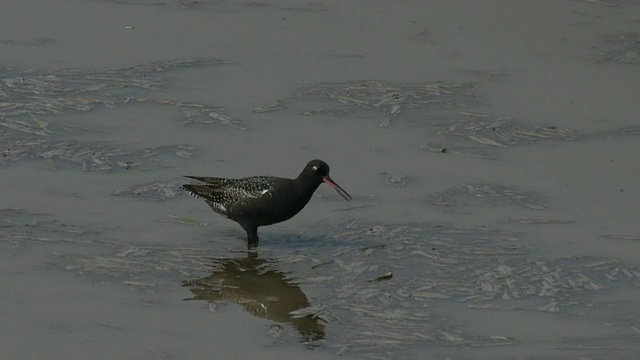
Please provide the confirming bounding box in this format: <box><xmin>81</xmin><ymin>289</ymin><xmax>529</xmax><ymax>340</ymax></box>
<box><xmin>182</xmin><ymin>251</ymin><xmax>325</xmax><ymax>344</ymax></box>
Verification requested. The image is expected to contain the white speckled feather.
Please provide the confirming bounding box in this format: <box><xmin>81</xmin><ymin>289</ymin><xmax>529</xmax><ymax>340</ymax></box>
<box><xmin>183</xmin><ymin>176</ymin><xmax>279</xmax><ymax>216</ymax></box>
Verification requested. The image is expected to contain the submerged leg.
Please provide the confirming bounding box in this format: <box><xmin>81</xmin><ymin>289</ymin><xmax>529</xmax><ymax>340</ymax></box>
<box><xmin>243</xmin><ymin>224</ymin><xmax>259</xmax><ymax>249</ymax></box>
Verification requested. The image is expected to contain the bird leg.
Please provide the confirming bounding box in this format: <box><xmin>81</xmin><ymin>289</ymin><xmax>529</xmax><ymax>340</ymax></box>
<box><xmin>243</xmin><ymin>224</ymin><xmax>259</xmax><ymax>248</ymax></box>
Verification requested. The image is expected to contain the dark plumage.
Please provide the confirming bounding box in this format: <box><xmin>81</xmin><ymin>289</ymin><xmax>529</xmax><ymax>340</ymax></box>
<box><xmin>182</xmin><ymin>159</ymin><xmax>351</xmax><ymax>248</ymax></box>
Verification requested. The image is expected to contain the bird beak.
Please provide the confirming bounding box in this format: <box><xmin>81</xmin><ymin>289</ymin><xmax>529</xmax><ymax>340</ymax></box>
<box><xmin>323</xmin><ymin>176</ymin><xmax>352</xmax><ymax>201</ymax></box>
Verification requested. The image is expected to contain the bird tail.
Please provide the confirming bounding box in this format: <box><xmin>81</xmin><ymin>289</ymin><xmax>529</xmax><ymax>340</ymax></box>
<box><xmin>182</xmin><ymin>184</ymin><xmax>218</xmax><ymax>200</ymax></box>
<box><xmin>183</xmin><ymin>175</ymin><xmax>227</xmax><ymax>185</ymax></box>
<box><xmin>182</xmin><ymin>176</ymin><xmax>234</xmax><ymax>201</ymax></box>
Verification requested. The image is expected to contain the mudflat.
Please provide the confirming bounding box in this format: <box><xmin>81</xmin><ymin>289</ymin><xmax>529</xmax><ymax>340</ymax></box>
<box><xmin>1</xmin><ymin>1</ymin><xmax>639</xmax><ymax>359</ymax></box>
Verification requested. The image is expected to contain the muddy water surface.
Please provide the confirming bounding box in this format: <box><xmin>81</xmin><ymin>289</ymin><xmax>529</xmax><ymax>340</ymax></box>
<box><xmin>1</xmin><ymin>0</ymin><xmax>640</xmax><ymax>359</ymax></box>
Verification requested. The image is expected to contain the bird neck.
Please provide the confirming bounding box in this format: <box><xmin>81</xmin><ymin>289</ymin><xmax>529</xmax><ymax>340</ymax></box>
<box><xmin>294</xmin><ymin>173</ymin><xmax>322</xmax><ymax>195</ymax></box>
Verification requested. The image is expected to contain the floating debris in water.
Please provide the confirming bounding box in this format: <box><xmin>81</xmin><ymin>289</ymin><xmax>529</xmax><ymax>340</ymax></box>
<box><xmin>112</xmin><ymin>179</ymin><xmax>185</xmax><ymax>201</ymax></box>
<box><xmin>254</xmin><ymin>80</ymin><xmax>477</xmax><ymax>117</ymax></box>
<box><xmin>600</xmin><ymin>234</ymin><xmax>640</xmax><ymax>241</ymax></box>
<box><xmin>0</xmin><ymin>58</ymin><xmax>244</xmax><ymax>170</ymax></box>
<box><xmin>505</xmin><ymin>218</ymin><xmax>575</xmax><ymax>225</ymax></box>
<box><xmin>432</xmin><ymin>183</ymin><xmax>548</xmax><ymax>210</ymax></box>
<box><xmin>594</xmin><ymin>32</ymin><xmax>640</xmax><ymax>65</ymax></box>
<box><xmin>164</xmin><ymin>215</ymin><xmax>207</xmax><ymax>227</ymax></box>
<box><xmin>421</xmin><ymin>116</ymin><xmax>639</xmax><ymax>160</ymax></box>
<box><xmin>369</xmin><ymin>272</ymin><xmax>393</xmax><ymax>282</ymax></box>
<box><xmin>253</xmin><ymin>101</ymin><xmax>286</xmax><ymax>113</ymax></box>
<box><xmin>380</xmin><ymin>172</ymin><xmax>407</xmax><ymax>188</ymax></box>
<box><xmin>0</xmin><ymin>58</ymin><xmax>240</xmax><ymax>128</ymax></box>
<box><xmin>0</xmin><ymin>208</ymin><xmax>107</xmax><ymax>249</ymax></box>
<box><xmin>0</xmin><ymin>137</ymin><xmax>195</xmax><ymax>172</ymax></box>
<box><xmin>311</xmin><ymin>260</ymin><xmax>334</xmax><ymax>270</ymax></box>
<box><xmin>421</xmin><ymin>117</ymin><xmax>577</xmax><ymax>159</ymax></box>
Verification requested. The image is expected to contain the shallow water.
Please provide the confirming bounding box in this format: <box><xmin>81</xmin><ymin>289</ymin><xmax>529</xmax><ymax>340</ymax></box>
<box><xmin>2</xmin><ymin>0</ymin><xmax>640</xmax><ymax>359</ymax></box>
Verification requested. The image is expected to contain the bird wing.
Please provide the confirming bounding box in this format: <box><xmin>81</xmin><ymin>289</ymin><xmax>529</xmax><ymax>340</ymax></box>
<box><xmin>182</xmin><ymin>176</ymin><xmax>277</xmax><ymax>202</ymax></box>
<box><xmin>233</xmin><ymin>176</ymin><xmax>278</xmax><ymax>198</ymax></box>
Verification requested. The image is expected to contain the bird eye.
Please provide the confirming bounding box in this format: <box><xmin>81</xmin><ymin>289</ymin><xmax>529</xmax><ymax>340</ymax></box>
<box><xmin>312</xmin><ymin>166</ymin><xmax>318</xmax><ymax>171</ymax></box>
